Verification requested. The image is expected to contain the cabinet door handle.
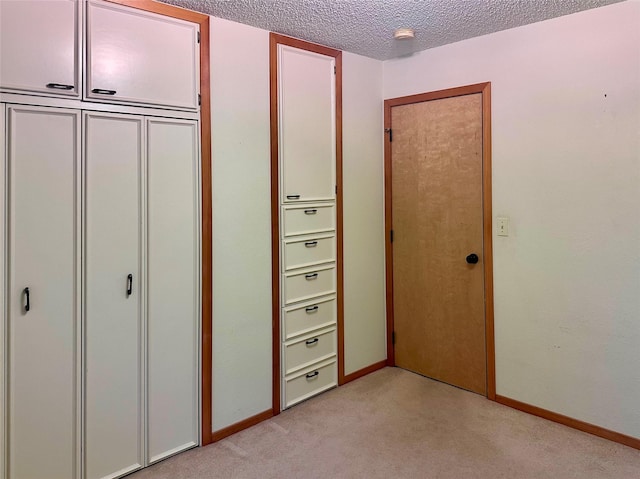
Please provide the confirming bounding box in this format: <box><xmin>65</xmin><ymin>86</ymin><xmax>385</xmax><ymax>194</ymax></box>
<box><xmin>304</xmin><ymin>241</ymin><xmax>318</xmax><ymax>248</ymax></box>
<box><xmin>305</xmin><ymin>338</ymin><xmax>319</xmax><ymax>346</ymax></box>
<box><xmin>46</xmin><ymin>83</ymin><xmax>74</xmax><ymax>90</ymax></box>
<box><xmin>126</xmin><ymin>274</ymin><xmax>133</xmax><ymax>297</ymax></box>
<box><xmin>286</xmin><ymin>195</ymin><xmax>300</xmax><ymax>200</ymax></box>
<box><xmin>304</xmin><ymin>209</ymin><xmax>317</xmax><ymax>215</ymax></box>
<box><xmin>305</xmin><ymin>305</ymin><xmax>319</xmax><ymax>314</ymax></box>
<box><xmin>306</xmin><ymin>371</ymin><xmax>319</xmax><ymax>380</ymax></box>
<box><xmin>92</xmin><ymin>88</ymin><xmax>117</xmax><ymax>95</ymax></box>
<box><xmin>23</xmin><ymin>287</ymin><xmax>30</xmax><ymax>313</ymax></box>
<box><xmin>305</xmin><ymin>273</ymin><xmax>318</xmax><ymax>280</ymax></box>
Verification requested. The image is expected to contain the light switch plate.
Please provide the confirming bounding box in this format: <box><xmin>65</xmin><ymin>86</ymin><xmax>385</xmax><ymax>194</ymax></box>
<box><xmin>497</xmin><ymin>216</ymin><xmax>509</xmax><ymax>236</ymax></box>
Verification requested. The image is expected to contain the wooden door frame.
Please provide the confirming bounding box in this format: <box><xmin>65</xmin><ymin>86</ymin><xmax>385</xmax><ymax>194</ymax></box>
<box><xmin>269</xmin><ymin>33</ymin><xmax>344</xmax><ymax>414</ymax></box>
<box><xmin>384</xmin><ymin>82</ymin><xmax>495</xmax><ymax>400</ymax></box>
<box><xmin>106</xmin><ymin>0</ymin><xmax>213</xmax><ymax>445</ymax></box>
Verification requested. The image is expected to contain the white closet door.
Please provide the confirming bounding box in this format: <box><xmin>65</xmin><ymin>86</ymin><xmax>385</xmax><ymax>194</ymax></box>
<box><xmin>7</xmin><ymin>106</ymin><xmax>80</xmax><ymax>479</ymax></box>
<box><xmin>278</xmin><ymin>45</ymin><xmax>336</xmax><ymax>202</ymax></box>
<box><xmin>87</xmin><ymin>0</ymin><xmax>199</xmax><ymax>109</ymax></box>
<box><xmin>85</xmin><ymin>112</ymin><xmax>143</xmax><ymax>479</ymax></box>
<box><xmin>0</xmin><ymin>0</ymin><xmax>79</xmax><ymax>96</ymax></box>
<box><xmin>0</xmin><ymin>102</ymin><xmax>4</xmax><ymax>479</ymax></box>
<box><xmin>147</xmin><ymin>118</ymin><xmax>199</xmax><ymax>462</ymax></box>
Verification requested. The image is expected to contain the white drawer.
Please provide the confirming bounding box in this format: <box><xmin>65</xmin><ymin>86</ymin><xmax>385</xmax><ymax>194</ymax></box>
<box><xmin>283</xmin><ymin>234</ymin><xmax>335</xmax><ymax>271</ymax></box>
<box><xmin>283</xmin><ymin>265</ymin><xmax>335</xmax><ymax>305</ymax></box>
<box><xmin>284</xmin><ymin>328</ymin><xmax>336</xmax><ymax>376</ymax></box>
<box><xmin>284</xmin><ymin>359</ymin><xmax>337</xmax><ymax>408</ymax></box>
<box><xmin>283</xmin><ymin>203</ymin><xmax>335</xmax><ymax>237</ymax></box>
<box><xmin>283</xmin><ymin>296</ymin><xmax>336</xmax><ymax>340</ymax></box>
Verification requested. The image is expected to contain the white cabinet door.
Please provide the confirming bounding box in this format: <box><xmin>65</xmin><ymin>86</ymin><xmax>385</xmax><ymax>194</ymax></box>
<box><xmin>278</xmin><ymin>45</ymin><xmax>336</xmax><ymax>202</ymax></box>
<box><xmin>0</xmin><ymin>0</ymin><xmax>79</xmax><ymax>96</ymax></box>
<box><xmin>0</xmin><ymin>103</ymin><xmax>4</xmax><ymax>479</ymax></box>
<box><xmin>87</xmin><ymin>0</ymin><xmax>199</xmax><ymax>109</ymax></box>
<box><xmin>7</xmin><ymin>106</ymin><xmax>80</xmax><ymax>479</ymax></box>
<box><xmin>85</xmin><ymin>112</ymin><xmax>143</xmax><ymax>479</ymax></box>
<box><xmin>147</xmin><ymin>118</ymin><xmax>199</xmax><ymax>463</ymax></box>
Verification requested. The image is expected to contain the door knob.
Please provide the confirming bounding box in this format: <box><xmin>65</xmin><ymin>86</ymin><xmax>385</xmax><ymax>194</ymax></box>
<box><xmin>466</xmin><ymin>253</ymin><xmax>479</xmax><ymax>264</ymax></box>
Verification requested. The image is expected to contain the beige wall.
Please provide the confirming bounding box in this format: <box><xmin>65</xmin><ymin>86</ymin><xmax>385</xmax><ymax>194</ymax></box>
<box><xmin>210</xmin><ymin>17</ymin><xmax>272</xmax><ymax>431</ymax></box>
<box><xmin>383</xmin><ymin>1</ymin><xmax>640</xmax><ymax>438</ymax></box>
<box><xmin>342</xmin><ymin>52</ymin><xmax>386</xmax><ymax>375</ymax></box>
<box><xmin>210</xmin><ymin>18</ymin><xmax>386</xmax><ymax>429</ymax></box>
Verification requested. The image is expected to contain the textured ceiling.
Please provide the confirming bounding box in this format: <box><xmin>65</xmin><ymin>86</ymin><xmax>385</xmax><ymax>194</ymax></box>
<box><xmin>160</xmin><ymin>0</ymin><xmax>623</xmax><ymax>60</ymax></box>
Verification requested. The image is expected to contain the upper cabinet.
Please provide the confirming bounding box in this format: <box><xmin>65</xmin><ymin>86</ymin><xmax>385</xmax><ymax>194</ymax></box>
<box><xmin>0</xmin><ymin>0</ymin><xmax>80</xmax><ymax>97</ymax></box>
<box><xmin>278</xmin><ymin>45</ymin><xmax>336</xmax><ymax>203</ymax></box>
<box><xmin>0</xmin><ymin>0</ymin><xmax>199</xmax><ymax>111</ymax></box>
<box><xmin>86</xmin><ymin>0</ymin><xmax>200</xmax><ymax>110</ymax></box>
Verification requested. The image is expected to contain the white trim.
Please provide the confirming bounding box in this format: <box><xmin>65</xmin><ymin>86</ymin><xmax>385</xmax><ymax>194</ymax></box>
<box><xmin>0</xmin><ymin>93</ymin><xmax>199</xmax><ymax>121</ymax></box>
<box><xmin>0</xmin><ymin>101</ymin><xmax>6</xmax><ymax>479</ymax></box>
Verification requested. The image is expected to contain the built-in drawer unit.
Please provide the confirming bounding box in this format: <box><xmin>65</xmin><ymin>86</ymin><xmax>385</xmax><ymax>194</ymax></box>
<box><xmin>284</xmin><ymin>327</ymin><xmax>336</xmax><ymax>376</ymax></box>
<box><xmin>284</xmin><ymin>358</ymin><xmax>337</xmax><ymax>408</ymax></box>
<box><xmin>283</xmin><ymin>296</ymin><xmax>336</xmax><ymax>340</ymax></box>
<box><xmin>283</xmin><ymin>265</ymin><xmax>336</xmax><ymax>305</ymax></box>
<box><xmin>282</xmin><ymin>203</ymin><xmax>335</xmax><ymax>237</ymax></box>
<box><xmin>283</xmin><ymin>234</ymin><xmax>335</xmax><ymax>271</ymax></box>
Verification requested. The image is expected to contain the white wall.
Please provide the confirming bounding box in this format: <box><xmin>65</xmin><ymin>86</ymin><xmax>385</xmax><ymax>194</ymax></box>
<box><xmin>383</xmin><ymin>1</ymin><xmax>640</xmax><ymax>438</ymax></box>
<box><xmin>210</xmin><ymin>19</ymin><xmax>387</xmax><ymax>429</ymax></box>
<box><xmin>210</xmin><ymin>17</ymin><xmax>272</xmax><ymax>431</ymax></box>
<box><xmin>342</xmin><ymin>52</ymin><xmax>386</xmax><ymax>375</ymax></box>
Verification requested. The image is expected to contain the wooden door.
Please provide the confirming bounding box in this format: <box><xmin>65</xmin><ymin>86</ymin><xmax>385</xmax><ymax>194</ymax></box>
<box><xmin>0</xmin><ymin>0</ymin><xmax>79</xmax><ymax>96</ymax></box>
<box><xmin>7</xmin><ymin>105</ymin><xmax>80</xmax><ymax>479</ymax></box>
<box><xmin>146</xmin><ymin>118</ymin><xmax>199</xmax><ymax>463</ymax></box>
<box><xmin>389</xmin><ymin>91</ymin><xmax>487</xmax><ymax>395</ymax></box>
<box><xmin>85</xmin><ymin>112</ymin><xmax>143</xmax><ymax>479</ymax></box>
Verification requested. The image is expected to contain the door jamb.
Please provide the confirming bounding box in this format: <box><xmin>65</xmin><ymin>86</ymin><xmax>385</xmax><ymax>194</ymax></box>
<box><xmin>383</xmin><ymin>82</ymin><xmax>495</xmax><ymax>399</ymax></box>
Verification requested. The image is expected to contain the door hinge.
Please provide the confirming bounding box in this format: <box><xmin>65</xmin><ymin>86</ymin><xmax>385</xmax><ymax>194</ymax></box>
<box><xmin>390</xmin><ymin>229</ymin><xmax>394</xmax><ymax>243</ymax></box>
<box><xmin>197</xmin><ymin>31</ymin><xmax>201</xmax><ymax>43</ymax></box>
<box><xmin>392</xmin><ymin>331</ymin><xmax>396</xmax><ymax>344</ymax></box>
<box><xmin>198</xmin><ymin>94</ymin><xmax>201</xmax><ymax>106</ymax></box>
<box><xmin>335</xmin><ymin>185</ymin><xmax>338</xmax><ymax>194</ymax></box>
<box><xmin>334</xmin><ymin>66</ymin><xmax>336</xmax><ymax>74</ymax></box>
<box><xmin>385</xmin><ymin>128</ymin><xmax>392</xmax><ymax>142</ymax></box>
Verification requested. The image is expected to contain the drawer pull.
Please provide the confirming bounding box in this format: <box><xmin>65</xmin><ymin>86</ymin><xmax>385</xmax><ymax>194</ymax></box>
<box><xmin>304</xmin><ymin>209</ymin><xmax>318</xmax><ymax>215</ymax></box>
<box><xmin>305</xmin><ymin>338</ymin><xmax>319</xmax><ymax>346</ymax></box>
<box><xmin>23</xmin><ymin>287</ymin><xmax>30</xmax><ymax>313</ymax></box>
<box><xmin>46</xmin><ymin>83</ymin><xmax>74</xmax><ymax>90</ymax></box>
<box><xmin>305</xmin><ymin>305</ymin><xmax>319</xmax><ymax>314</ymax></box>
<box><xmin>92</xmin><ymin>88</ymin><xmax>117</xmax><ymax>95</ymax></box>
<box><xmin>304</xmin><ymin>241</ymin><xmax>318</xmax><ymax>248</ymax></box>
<box><xmin>286</xmin><ymin>195</ymin><xmax>300</xmax><ymax>200</ymax></box>
<box><xmin>306</xmin><ymin>371</ymin><xmax>319</xmax><ymax>380</ymax></box>
<box><xmin>305</xmin><ymin>273</ymin><xmax>318</xmax><ymax>280</ymax></box>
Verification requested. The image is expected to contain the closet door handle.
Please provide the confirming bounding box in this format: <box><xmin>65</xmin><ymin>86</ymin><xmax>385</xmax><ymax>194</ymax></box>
<box><xmin>305</xmin><ymin>273</ymin><xmax>318</xmax><ymax>281</ymax></box>
<box><xmin>305</xmin><ymin>305</ymin><xmax>319</xmax><ymax>314</ymax></box>
<box><xmin>304</xmin><ymin>209</ymin><xmax>317</xmax><ymax>215</ymax></box>
<box><xmin>92</xmin><ymin>88</ymin><xmax>117</xmax><ymax>95</ymax></box>
<box><xmin>305</xmin><ymin>338</ymin><xmax>319</xmax><ymax>346</ymax></box>
<box><xmin>306</xmin><ymin>371</ymin><xmax>319</xmax><ymax>380</ymax></box>
<box><xmin>126</xmin><ymin>274</ymin><xmax>133</xmax><ymax>297</ymax></box>
<box><xmin>46</xmin><ymin>83</ymin><xmax>74</xmax><ymax>90</ymax></box>
<box><xmin>23</xmin><ymin>287</ymin><xmax>30</xmax><ymax>313</ymax></box>
<box><xmin>286</xmin><ymin>195</ymin><xmax>300</xmax><ymax>200</ymax></box>
<box><xmin>304</xmin><ymin>241</ymin><xmax>318</xmax><ymax>248</ymax></box>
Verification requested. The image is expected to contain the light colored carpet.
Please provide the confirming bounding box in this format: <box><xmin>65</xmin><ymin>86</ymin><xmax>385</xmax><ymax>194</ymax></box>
<box><xmin>131</xmin><ymin>367</ymin><xmax>640</xmax><ymax>478</ymax></box>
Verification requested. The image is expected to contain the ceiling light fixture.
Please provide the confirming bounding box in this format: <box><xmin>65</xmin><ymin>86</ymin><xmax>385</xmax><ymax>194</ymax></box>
<box><xmin>394</xmin><ymin>28</ymin><xmax>415</xmax><ymax>40</ymax></box>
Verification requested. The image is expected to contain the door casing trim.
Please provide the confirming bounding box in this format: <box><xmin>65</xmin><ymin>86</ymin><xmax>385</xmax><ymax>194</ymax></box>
<box><xmin>383</xmin><ymin>82</ymin><xmax>495</xmax><ymax>400</ymax></box>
